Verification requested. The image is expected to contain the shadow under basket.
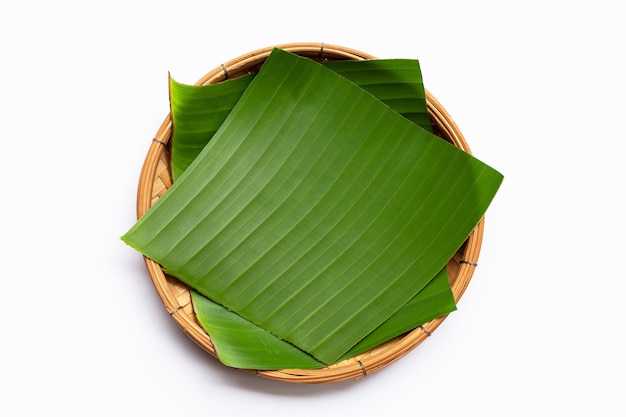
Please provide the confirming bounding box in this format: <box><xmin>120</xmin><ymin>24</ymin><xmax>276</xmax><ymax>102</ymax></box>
<box><xmin>135</xmin><ymin>42</ymin><xmax>485</xmax><ymax>384</ymax></box>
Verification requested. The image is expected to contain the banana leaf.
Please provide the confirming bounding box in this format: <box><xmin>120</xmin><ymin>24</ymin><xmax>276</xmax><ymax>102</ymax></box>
<box><xmin>322</xmin><ymin>58</ymin><xmax>432</xmax><ymax>130</ymax></box>
<box><xmin>169</xmin><ymin>58</ymin><xmax>432</xmax><ymax>181</ymax></box>
<box><xmin>190</xmin><ymin>266</ymin><xmax>454</xmax><ymax>369</ymax></box>
<box><xmin>338</xmin><ymin>267</ymin><xmax>454</xmax><ymax>360</ymax></box>
<box><xmin>190</xmin><ymin>289</ymin><xmax>325</xmax><ymax>370</ymax></box>
<box><xmin>122</xmin><ymin>48</ymin><xmax>503</xmax><ymax>365</ymax></box>
<box><xmin>174</xmin><ymin>57</ymin><xmax>451</xmax><ymax>369</ymax></box>
<box><xmin>169</xmin><ymin>74</ymin><xmax>255</xmax><ymax>181</ymax></box>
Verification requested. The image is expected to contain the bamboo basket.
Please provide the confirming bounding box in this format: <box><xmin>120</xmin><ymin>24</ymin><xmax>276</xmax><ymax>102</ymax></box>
<box><xmin>135</xmin><ymin>42</ymin><xmax>484</xmax><ymax>384</ymax></box>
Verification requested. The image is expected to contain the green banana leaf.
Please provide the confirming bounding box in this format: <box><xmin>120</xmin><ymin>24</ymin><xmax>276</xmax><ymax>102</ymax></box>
<box><xmin>169</xmin><ymin>58</ymin><xmax>432</xmax><ymax>181</ymax></box>
<box><xmin>123</xmin><ymin>48</ymin><xmax>503</xmax><ymax>365</ymax></box>
<box><xmin>322</xmin><ymin>58</ymin><xmax>432</xmax><ymax>130</ymax></box>
<box><xmin>190</xmin><ymin>289</ymin><xmax>325</xmax><ymax>370</ymax></box>
<box><xmin>338</xmin><ymin>267</ymin><xmax>455</xmax><ymax>360</ymax></box>
<box><xmin>190</xmin><ymin>266</ymin><xmax>454</xmax><ymax>369</ymax></box>
<box><xmin>169</xmin><ymin>74</ymin><xmax>255</xmax><ymax>181</ymax></box>
<box><xmin>173</xmin><ymin>57</ymin><xmax>452</xmax><ymax>370</ymax></box>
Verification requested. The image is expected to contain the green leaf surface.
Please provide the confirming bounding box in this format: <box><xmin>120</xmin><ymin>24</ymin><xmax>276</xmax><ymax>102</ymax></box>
<box><xmin>322</xmin><ymin>58</ymin><xmax>432</xmax><ymax>130</ymax></box>
<box><xmin>169</xmin><ymin>58</ymin><xmax>432</xmax><ymax>180</ymax></box>
<box><xmin>190</xmin><ymin>289</ymin><xmax>325</xmax><ymax>370</ymax></box>
<box><xmin>190</xmin><ymin>266</ymin><xmax>454</xmax><ymax>370</ymax></box>
<box><xmin>175</xmin><ymin>57</ymin><xmax>449</xmax><ymax>370</ymax></box>
<box><xmin>339</xmin><ymin>267</ymin><xmax>455</xmax><ymax>360</ymax></box>
<box><xmin>123</xmin><ymin>48</ymin><xmax>503</xmax><ymax>365</ymax></box>
<box><xmin>169</xmin><ymin>74</ymin><xmax>255</xmax><ymax>181</ymax></box>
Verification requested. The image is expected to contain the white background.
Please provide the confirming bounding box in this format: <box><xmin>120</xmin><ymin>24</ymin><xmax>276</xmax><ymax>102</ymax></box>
<box><xmin>2</xmin><ymin>1</ymin><xmax>624</xmax><ymax>415</ymax></box>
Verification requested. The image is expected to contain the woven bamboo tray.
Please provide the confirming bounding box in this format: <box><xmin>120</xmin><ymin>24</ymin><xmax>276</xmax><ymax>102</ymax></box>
<box><xmin>135</xmin><ymin>42</ymin><xmax>484</xmax><ymax>384</ymax></box>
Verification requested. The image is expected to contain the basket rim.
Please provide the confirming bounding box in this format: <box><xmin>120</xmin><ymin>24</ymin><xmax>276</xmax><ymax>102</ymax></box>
<box><xmin>135</xmin><ymin>42</ymin><xmax>484</xmax><ymax>384</ymax></box>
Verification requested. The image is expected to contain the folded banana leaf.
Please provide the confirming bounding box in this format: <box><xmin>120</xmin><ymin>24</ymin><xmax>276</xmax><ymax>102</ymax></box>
<box><xmin>123</xmin><ymin>48</ymin><xmax>503</xmax><ymax>366</ymax></box>
<box><xmin>169</xmin><ymin>74</ymin><xmax>255</xmax><ymax>181</ymax></box>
